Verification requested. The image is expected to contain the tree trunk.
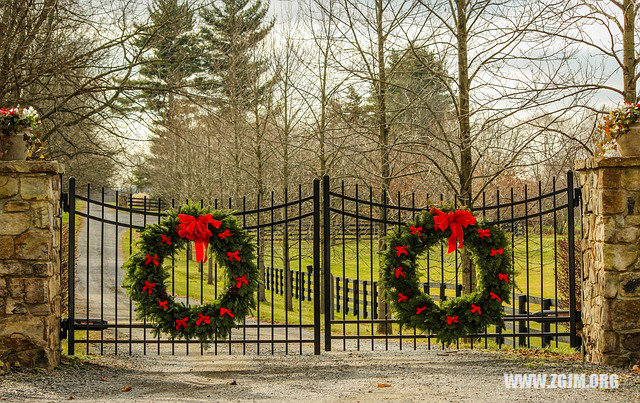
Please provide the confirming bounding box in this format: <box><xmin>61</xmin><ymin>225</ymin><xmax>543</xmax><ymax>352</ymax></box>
<box><xmin>375</xmin><ymin>0</ymin><xmax>393</xmax><ymax>334</ymax></box>
<box><xmin>623</xmin><ymin>0</ymin><xmax>637</xmax><ymax>103</ymax></box>
<box><xmin>456</xmin><ymin>0</ymin><xmax>475</xmax><ymax>295</ymax></box>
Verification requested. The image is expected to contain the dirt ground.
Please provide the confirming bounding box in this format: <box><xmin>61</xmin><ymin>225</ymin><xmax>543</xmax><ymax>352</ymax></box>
<box><xmin>1</xmin><ymin>349</ymin><xmax>639</xmax><ymax>402</ymax></box>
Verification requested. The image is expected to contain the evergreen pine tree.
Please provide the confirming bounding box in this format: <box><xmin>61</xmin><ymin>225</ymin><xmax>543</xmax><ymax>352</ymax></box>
<box><xmin>200</xmin><ymin>0</ymin><xmax>273</xmax><ymax>198</ymax></box>
<box><xmin>129</xmin><ymin>0</ymin><xmax>203</xmax><ymax>194</ymax></box>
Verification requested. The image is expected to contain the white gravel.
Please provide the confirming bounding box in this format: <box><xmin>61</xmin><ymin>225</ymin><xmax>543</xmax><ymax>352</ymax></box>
<box><xmin>1</xmin><ymin>349</ymin><xmax>639</xmax><ymax>402</ymax></box>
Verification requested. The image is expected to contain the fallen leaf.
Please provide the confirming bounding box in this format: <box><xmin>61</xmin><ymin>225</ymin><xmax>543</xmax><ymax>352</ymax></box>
<box><xmin>121</xmin><ymin>386</ymin><xmax>132</xmax><ymax>392</ymax></box>
<box><xmin>377</xmin><ymin>383</ymin><xmax>392</xmax><ymax>388</ymax></box>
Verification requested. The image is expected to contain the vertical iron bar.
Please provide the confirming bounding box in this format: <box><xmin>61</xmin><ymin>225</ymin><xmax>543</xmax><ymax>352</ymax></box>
<box><xmin>341</xmin><ymin>181</ymin><xmax>346</xmax><ymax>350</ymax></box>
<box><xmin>256</xmin><ymin>193</ymin><xmax>261</xmax><ymax>355</ymax></box>
<box><xmin>355</xmin><ymin>185</ymin><xmax>360</xmax><ymax>350</ymax></box>
<box><xmin>567</xmin><ymin>171</ymin><xmax>578</xmax><ymax>348</ymax></box>
<box><xmin>397</xmin><ymin>190</ymin><xmax>402</xmax><ymax>350</ymax></box>
<box><xmin>538</xmin><ymin>181</ymin><xmax>544</xmax><ymax>349</ymax></box>
<box><xmin>298</xmin><ymin>184</ymin><xmax>303</xmax><ymax>354</ymax></box>
<box><xmin>67</xmin><ymin>178</ymin><xmax>76</xmax><ymax>355</ymax></box>
<box><xmin>171</xmin><ymin>198</ymin><xmax>175</xmax><ymax>355</ymax></box>
<box><xmin>100</xmin><ymin>187</ymin><xmax>105</xmax><ymax>355</ymax></box>
<box><xmin>524</xmin><ymin>185</ymin><xmax>530</xmax><ymax>347</ymax></box>
<box><xmin>270</xmin><ymin>192</ymin><xmax>275</xmax><ymax>355</ymax></box>
<box><xmin>369</xmin><ymin>186</ymin><xmax>374</xmax><ymax>350</ymax></box>
<box><xmin>552</xmin><ymin>178</ymin><xmax>559</xmax><ymax>347</ymax></box>
<box><xmin>129</xmin><ymin>192</ymin><xmax>133</xmax><ymax>355</ymax></box>
<box><xmin>242</xmin><ymin>196</ymin><xmax>247</xmax><ymax>355</ymax></box>
<box><xmin>85</xmin><ymin>184</ymin><xmax>90</xmax><ymax>354</ymax></box>
<box><xmin>115</xmin><ymin>190</ymin><xmax>119</xmax><ymax>354</ymax></box>
<box><xmin>143</xmin><ymin>196</ymin><xmax>147</xmax><ymax>355</ymax></box>
<box><xmin>313</xmin><ymin>178</ymin><xmax>321</xmax><ymax>355</ymax></box>
<box><xmin>284</xmin><ymin>188</ymin><xmax>289</xmax><ymax>355</ymax></box>
<box><xmin>158</xmin><ymin>197</ymin><xmax>162</xmax><ymax>355</ymax></box>
<box><xmin>322</xmin><ymin>176</ymin><xmax>332</xmax><ymax>351</ymax></box>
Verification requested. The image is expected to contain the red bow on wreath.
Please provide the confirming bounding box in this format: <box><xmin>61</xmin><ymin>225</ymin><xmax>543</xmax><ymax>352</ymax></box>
<box><xmin>471</xmin><ymin>304</ymin><xmax>482</xmax><ymax>315</ymax></box>
<box><xmin>218</xmin><ymin>229</ymin><xmax>232</xmax><ymax>240</ymax></box>
<box><xmin>142</xmin><ymin>280</ymin><xmax>156</xmax><ymax>295</ymax></box>
<box><xmin>145</xmin><ymin>253</ymin><xmax>159</xmax><ymax>267</ymax></box>
<box><xmin>498</xmin><ymin>273</ymin><xmax>509</xmax><ymax>283</ymax></box>
<box><xmin>176</xmin><ymin>316</ymin><xmax>189</xmax><ymax>330</ymax></box>
<box><xmin>227</xmin><ymin>250</ymin><xmax>241</xmax><ymax>262</ymax></box>
<box><xmin>447</xmin><ymin>315</ymin><xmax>459</xmax><ymax>325</ymax></box>
<box><xmin>220</xmin><ymin>307</ymin><xmax>234</xmax><ymax>318</ymax></box>
<box><xmin>430</xmin><ymin>207</ymin><xmax>476</xmax><ymax>253</ymax></box>
<box><xmin>177</xmin><ymin>214</ymin><xmax>222</xmax><ymax>263</ymax></box>
<box><xmin>491</xmin><ymin>248</ymin><xmax>504</xmax><ymax>256</ymax></box>
<box><xmin>160</xmin><ymin>234</ymin><xmax>172</xmax><ymax>245</ymax></box>
<box><xmin>196</xmin><ymin>313</ymin><xmax>211</xmax><ymax>326</ymax></box>
<box><xmin>235</xmin><ymin>275</ymin><xmax>248</xmax><ymax>289</ymax></box>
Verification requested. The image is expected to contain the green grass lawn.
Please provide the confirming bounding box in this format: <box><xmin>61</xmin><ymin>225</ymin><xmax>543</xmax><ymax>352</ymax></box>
<box><xmin>118</xmin><ymin>227</ymin><xmax>572</xmax><ymax>349</ymax></box>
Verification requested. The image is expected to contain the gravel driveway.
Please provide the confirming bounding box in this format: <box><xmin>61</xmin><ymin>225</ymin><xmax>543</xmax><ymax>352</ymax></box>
<box><xmin>1</xmin><ymin>350</ymin><xmax>639</xmax><ymax>402</ymax></box>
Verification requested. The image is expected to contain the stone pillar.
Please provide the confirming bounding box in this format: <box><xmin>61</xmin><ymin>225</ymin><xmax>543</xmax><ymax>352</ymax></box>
<box><xmin>0</xmin><ymin>161</ymin><xmax>63</xmax><ymax>371</ymax></box>
<box><xmin>576</xmin><ymin>157</ymin><xmax>640</xmax><ymax>366</ymax></box>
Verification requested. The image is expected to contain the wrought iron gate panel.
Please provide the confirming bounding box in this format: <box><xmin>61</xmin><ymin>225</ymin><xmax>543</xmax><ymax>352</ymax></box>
<box><xmin>63</xmin><ymin>178</ymin><xmax>321</xmax><ymax>355</ymax></box>
<box><xmin>322</xmin><ymin>172</ymin><xmax>581</xmax><ymax>351</ymax></box>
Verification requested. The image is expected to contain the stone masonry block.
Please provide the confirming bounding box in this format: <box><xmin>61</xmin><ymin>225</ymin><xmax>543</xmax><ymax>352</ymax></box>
<box><xmin>14</xmin><ymin>230</ymin><xmax>51</xmax><ymax>261</ymax></box>
<box><xmin>0</xmin><ymin>176</ymin><xmax>18</xmax><ymax>199</ymax></box>
<box><xmin>20</xmin><ymin>176</ymin><xmax>51</xmax><ymax>200</ymax></box>
<box><xmin>0</xmin><ymin>213</ymin><xmax>30</xmax><ymax>236</ymax></box>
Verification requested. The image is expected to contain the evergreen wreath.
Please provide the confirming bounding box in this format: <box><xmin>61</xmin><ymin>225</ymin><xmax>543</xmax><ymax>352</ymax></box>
<box><xmin>382</xmin><ymin>206</ymin><xmax>514</xmax><ymax>344</ymax></box>
<box><xmin>123</xmin><ymin>204</ymin><xmax>258</xmax><ymax>342</ymax></box>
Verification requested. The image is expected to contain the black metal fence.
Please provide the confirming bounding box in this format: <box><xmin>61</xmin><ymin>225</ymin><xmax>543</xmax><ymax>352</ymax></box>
<box><xmin>61</xmin><ymin>172</ymin><xmax>580</xmax><ymax>355</ymax></box>
<box><xmin>322</xmin><ymin>173</ymin><xmax>580</xmax><ymax>351</ymax></box>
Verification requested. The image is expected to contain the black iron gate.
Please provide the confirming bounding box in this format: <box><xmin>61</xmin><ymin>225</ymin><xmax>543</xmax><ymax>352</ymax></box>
<box><xmin>61</xmin><ymin>173</ymin><xmax>581</xmax><ymax>355</ymax></box>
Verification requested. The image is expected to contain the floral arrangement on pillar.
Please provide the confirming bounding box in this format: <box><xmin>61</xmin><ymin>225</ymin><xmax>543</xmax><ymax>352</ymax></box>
<box><xmin>596</xmin><ymin>102</ymin><xmax>640</xmax><ymax>157</ymax></box>
<box><xmin>0</xmin><ymin>106</ymin><xmax>43</xmax><ymax>161</ymax></box>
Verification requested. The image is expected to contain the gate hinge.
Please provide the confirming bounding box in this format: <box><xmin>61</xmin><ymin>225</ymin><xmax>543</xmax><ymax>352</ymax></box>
<box><xmin>573</xmin><ymin>187</ymin><xmax>582</xmax><ymax>207</ymax></box>
<box><xmin>61</xmin><ymin>192</ymin><xmax>69</xmax><ymax>212</ymax></box>
<box><xmin>60</xmin><ymin>318</ymin><xmax>69</xmax><ymax>340</ymax></box>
